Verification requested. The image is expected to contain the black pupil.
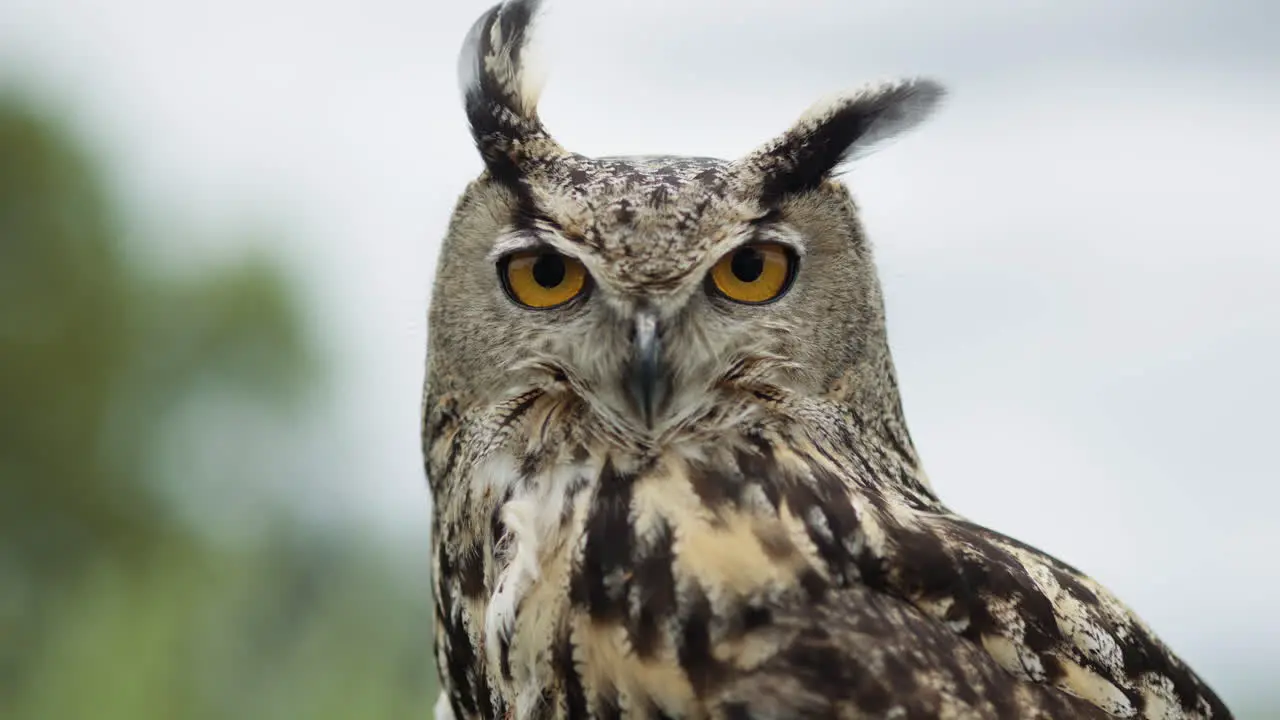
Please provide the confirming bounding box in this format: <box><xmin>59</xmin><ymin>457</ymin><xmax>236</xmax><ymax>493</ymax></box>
<box><xmin>731</xmin><ymin>247</ymin><xmax>765</xmax><ymax>283</ymax></box>
<box><xmin>532</xmin><ymin>253</ymin><xmax>566</xmax><ymax>288</ymax></box>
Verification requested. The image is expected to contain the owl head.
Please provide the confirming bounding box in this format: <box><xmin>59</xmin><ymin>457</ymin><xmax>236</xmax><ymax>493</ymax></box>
<box><xmin>427</xmin><ymin>0</ymin><xmax>943</xmax><ymax>454</ymax></box>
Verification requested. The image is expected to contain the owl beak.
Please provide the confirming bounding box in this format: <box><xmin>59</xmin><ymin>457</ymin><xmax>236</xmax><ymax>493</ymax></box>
<box><xmin>626</xmin><ymin>310</ymin><xmax>668</xmax><ymax>429</ymax></box>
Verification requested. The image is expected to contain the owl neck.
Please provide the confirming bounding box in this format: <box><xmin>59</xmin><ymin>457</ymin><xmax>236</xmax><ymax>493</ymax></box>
<box><xmin>818</xmin><ymin>316</ymin><xmax>923</xmax><ymax>479</ymax></box>
<box><xmin>424</xmin><ymin>337</ymin><xmax>927</xmax><ymax>498</ymax></box>
<box><xmin>426</xmin><ymin>358</ymin><xmax>930</xmax><ymax>519</ymax></box>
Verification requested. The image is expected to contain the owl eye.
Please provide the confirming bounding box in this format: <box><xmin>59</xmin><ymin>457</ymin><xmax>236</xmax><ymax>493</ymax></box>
<box><xmin>709</xmin><ymin>242</ymin><xmax>796</xmax><ymax>304</ymax></box>
<box><xmin>500</xmin><ymin>249</ymin><xmax>589</xmax><ymax>309</ymax></box>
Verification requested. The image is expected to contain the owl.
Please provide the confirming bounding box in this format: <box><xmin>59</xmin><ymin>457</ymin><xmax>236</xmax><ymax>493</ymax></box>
<box><xmin>422</xmin><ymin>1</ymin><xmax>1233</xmax><ymax>718</ymax></box>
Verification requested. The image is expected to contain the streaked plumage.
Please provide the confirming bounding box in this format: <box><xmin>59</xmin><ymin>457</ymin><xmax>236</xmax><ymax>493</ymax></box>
<box><xmin>423</xmin><ymin>1</ymin><xmax>1233</xmax><ymax>718</ymax></box>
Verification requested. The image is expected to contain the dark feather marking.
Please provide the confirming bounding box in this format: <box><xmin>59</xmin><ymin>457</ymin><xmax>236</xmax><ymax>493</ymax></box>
<box><xmin>509</xmin><ymin>199</ymin><xmax>557</xmax><ymax>235</ymax></box>
<box><xmin>575</xmin><ymin>458</ymin><xmax>635</xmax><ymax>621</ymax></box>
<box><xmin>553</xmin><ymin>632</ymin><xmax>589</xmax><ymax>720</ymax></box>
<box><xmin>1051</xmin><ymin>565</ymin><xmax>1100</xmax><ymax>605</ymax></box>
<box><xmin>614</xmin><ymin>197</ymin><xmax>636</xmax><ymax>224</ymax></box>
<box><xmin>435</xmin><ymin>538</ymin><xmax>454</xmax><ymax>593</ymax></box>
<box><xmin>950</xmin><ymin>529</ymin><xmax>1068</xmax><ymax>656</ymax></box>
<box><xmin>807</xmin><ymin>440</ymin><xmax>851</xmax><ymax>483</ymax></box>
<box><xmin>1041</xmin><ymin>653</ymin><xmax>1067</xmax><ymax>685</ymax></box>
<box><xmin>868</xmin><ymin>647</ymin><xmax>920</xmax><ymax>712</ymax></box>
<box><xmin>882</xmin><ymin>417</ymin><xmax>916</xmax><ymax>463</ymax></box>
<box><xmin>749</xmin><ymin>388</ymin><xmax>781</xmax><ymax>403</ymax></box>
<box><xmin>842</xmin><ymin>441</ymin><xmax>884</xmax><ymax>492</ymax></box>
<box><xmin>458</xmin><ymin>543</ymin><xmax>488</xmax><ymax>600</ymax></box>
<box><xmin>891</xmin><ymin>527</ymin><xmax>966</xmax><ymax>601</ymax></box>
<box><xmin>748</xmin><ymin>207</ymin><xmax>783</xmax><ymax>226</ymax></box>
<box><xmin>942</xmin><ymin>524</ymin><xmax>1166</xmax><ymax>698</ymax></box>
<box><xmin>891</xmin><ymin>521</ymin><xmax>1095</xmax><ymax>694</ymax></box>
<box><xmin>498</xmin><ymin>390</ymin><xmax>543</xmax><ymax>432</ymax></box>
<box><xmin>954</xmin><ymin>520</ymin><xmax>1112</xmax><ymax>618</ymax></box>
<box><xmin>519</xmin><ymin>449</ymin><xmax>542</xmax><ymax>478</ymax></box>
<box><xmin>948</xmin><ymin>654</ymin><xmax>984</xmax><ymax>708</ymax></box>
<box><xmin>781</xmin><ymin>624</ymin><xmax>893</xmax><ymax>715</ymax></box>
<box><xmin>565</xmin><ymin>166</ymin><xmax>592</xmax><ymax>187</ymax></box>
<box><xmin>531</xmin><ymin>689</ymin><xmax>555</xmax><ymax>720</ymax></box>
<box><xmin>434</xmin><ymin>543</ymin><xmax>479</xmax><ymax>716</ymax></box>
<box><xmin>489</xmin><ymin>483</ymin><xmax>523</xmax><ymax>685</ymax></box>
<box><xmin>781</xmin><ymin>481</ymin><xmax>847</xmax><ymax>584</ymax></box>
<box><xmin>536</xmin><ymin>397</ymin><xmax>561</xmax><ymax>441</ymax></box>
<box><xmin>561</xmin><ymin>468</ymin><xmax>591</xmax><ymax>526</ymax></box>
<box><xmin>687</xmin><ymin>460</ymin><xmax>744</xmax><ymax>513</ymax></box>
<box><xmin>798</xmin><ymin>567</ymin><xmax>831</xmax><ymax>601</ymax></box>
<box><xmin>810</xmin><ymin>464</ymin><xmax>864</xmax><ymax>569</ymax></box>
<box><xmin>781</xmin><ymin>468</ymin><xmax>862</xmax><ymax>587</ymax></box>
<box><xmin>894</xmin><ymin>467</ymin><xmax>934</xmax><ymax>510</ymax></box>
<box><xmin>740</xmin><ymin>604</ymin><xmax>772</xmax><ymax>632</ymax></box>
<box><xmin>448</xmin><ymin>694</ymin><xmax>467</xmax><ymax>720</ymax></box>
<box><xmin>854</xmin><ymin>545</ymin><xmax>890</xmax><ymax>593</ymax></box>
<box><xmin>725</xmin><ymin>585</ymin><xmax>1119</xmax><ymax>720</ymax></box>
<box><xmin>955</xmin><ymin>518</ymin><xmax>1087</xmax><ymax>577</ymax></box>
<box><xmin>678</xmin><ymin>584</ymin><xmax>726</xmax><ymax>694</ymax></box>
<box><xmin>489</xmin><ymin>501</ymin><xmax>507</xmax><ymax>552</ymax></box>
<box><xmin>461</xmin><ymin>0</ymin><xmax>546</xmax><ymax>188</ymax></box>
<box><xmin>990</xmin><ymin>689</ymin><xmax>1025</xmax><ymax>720</ymax></box>
<box><xmin>438</xmin><ymin>427</ymin><xmax>465</xmax><ymax>486</ymax></box>
<box><xmin>499</xmin><ymin>630</ymin><xmax>513</xmax><ymax>684</ymax></box>
<box><xmin>477</xmin><ymin>674</ymin><xmax>496</xmax><ymax>720</ymax></box>
<box><xmin>734</xmin><ymin>441</ymin><xmax>780</xmax><ymax>509</ymax></box>
<box><xmin>629</xmin><ymin>518</ymin><xmax>676</xmax><ymax>659</ymax></box>
<box><xmin>442</xmin><ymin>593</ymin><xmax>478</xmax><ymax>714</ymax></box>
<box><xmin>424</xmin><ymin>395</ymin><xmax>458</xmax><ymax>444</ymax></box>
<box><xmin>1120</xmin><ymin>627</ymin><xmax>1222</xmax><ymax>716</ymax></box>
<box><xmin>675</xmin><ymin>195</ymin><xmax>715</xmax><ymax>233</ymax></box>
<box><xmin>596</xmin><ymin>693</ymin><xmax>623</xmax><ymax>720</ymax></box>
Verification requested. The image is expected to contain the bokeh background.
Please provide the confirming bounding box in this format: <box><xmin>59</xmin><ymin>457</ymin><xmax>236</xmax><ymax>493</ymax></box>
<box><xmin>2</xmin><ymin>0</ymin><xmax>1276</xmax><ymax>716</ymax></box>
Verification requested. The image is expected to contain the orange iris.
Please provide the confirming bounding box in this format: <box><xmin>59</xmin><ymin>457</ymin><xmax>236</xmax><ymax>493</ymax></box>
<box><xmin>502</xmin><ymin>250</ymin><xmax>588</xmax><ymax>309</ymax></box>
<box><xmin>709</xmin><ymin>242</ymin><xmax>794</xmax><ymax>304</ymax></box>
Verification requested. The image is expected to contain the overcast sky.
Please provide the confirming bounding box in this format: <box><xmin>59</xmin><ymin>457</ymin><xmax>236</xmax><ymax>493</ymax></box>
<box><xmin>4</xmin><ymin>0</ymin><xmax>1278</xmax><ymax>707</ymax></box>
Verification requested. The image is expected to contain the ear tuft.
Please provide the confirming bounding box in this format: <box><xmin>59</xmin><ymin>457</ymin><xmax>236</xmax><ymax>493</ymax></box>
<box><xmin>738</xmin><ymin>78</ymin><xmax>946</xmax><ymax>205</ymax></box>
<box><xmin>458</xmin><ymin>0</ymin><xmax>560</xmax><ymax>185</ymax></box>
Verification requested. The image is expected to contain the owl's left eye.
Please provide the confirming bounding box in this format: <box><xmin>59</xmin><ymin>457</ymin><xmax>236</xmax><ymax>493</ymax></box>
<box><xmin>708</xmin><ymin>242</ymin><xmax>796</xmax><ymax>305</ymax></box>
<box><xmin>499</xmin><ymin>249</ymin><xmax>589</xmax><ymax>309</ymax></box>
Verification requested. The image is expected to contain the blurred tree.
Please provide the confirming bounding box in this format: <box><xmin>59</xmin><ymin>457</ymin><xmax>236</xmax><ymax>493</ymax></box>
<box><xmin>0</xmin><ymin>89</ymin><xmax>435</xmax><ymax>719</ymax></box>
<box><xmin>0</xmin><ymin>91</ymin><xmax>310</xmax><ymax>581</ymax></box>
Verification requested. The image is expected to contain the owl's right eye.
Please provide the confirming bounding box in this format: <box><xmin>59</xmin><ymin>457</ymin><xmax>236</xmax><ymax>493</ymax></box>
<box><xmin>499</xmin><ymin>249</ymin><xmax>589</xmax><ymax>309</ymax></box>
<box><xmin>708</xmin><ymin>242</ymin><xmax>796</xmax><ymax>305</ymax></box>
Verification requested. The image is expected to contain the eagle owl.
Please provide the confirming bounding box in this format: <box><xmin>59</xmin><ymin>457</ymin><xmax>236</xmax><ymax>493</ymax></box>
<box><xmin>423</xmin><ymin>1</ymin><xmax>1233</xmax><ymax>718</ymax></box>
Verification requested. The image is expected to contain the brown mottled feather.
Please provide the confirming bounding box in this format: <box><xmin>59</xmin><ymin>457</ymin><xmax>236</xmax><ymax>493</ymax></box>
<box><xmin>426</xmin><ymin>387</ymin><xmax>1230</xmax><ymax>719</ymax></box>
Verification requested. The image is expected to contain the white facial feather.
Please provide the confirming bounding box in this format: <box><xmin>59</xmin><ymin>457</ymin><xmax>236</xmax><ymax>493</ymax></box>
<box><xmin>484</xmin><ymin>496</ymin><xmax>543</xmax><ymax>674</ymax></box>
<box><xmin>433</xmin><ymin>691</ymin><xmax>456</xmax><ymax>720</ymax></box>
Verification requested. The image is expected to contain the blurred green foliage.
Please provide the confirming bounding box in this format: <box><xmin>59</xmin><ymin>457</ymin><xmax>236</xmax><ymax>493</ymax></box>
<box><xmin>0</xmin><ymin>92</ymin><xmax>434</xmax><ymax>717</ymax></box>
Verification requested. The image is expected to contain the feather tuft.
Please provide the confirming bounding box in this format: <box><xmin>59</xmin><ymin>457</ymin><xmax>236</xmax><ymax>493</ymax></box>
<box><xmin>457</xmin><ymin>0</ymin><xmax>561</xmax><ymax>184</ymax></box>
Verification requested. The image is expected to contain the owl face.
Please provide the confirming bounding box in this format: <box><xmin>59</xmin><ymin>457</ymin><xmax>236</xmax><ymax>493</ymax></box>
<box><xmin>427</xmin><ymin>0</ymin><xmax>943</xmax><ymax>448</ymax></box>
<box><xmin>430</xmin><ymin>154</ymin><xmax>892</xmax><ymax>440</ymax></box>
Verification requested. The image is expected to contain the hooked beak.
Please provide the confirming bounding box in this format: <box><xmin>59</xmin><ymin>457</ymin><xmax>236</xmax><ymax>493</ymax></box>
<box><xmin>625</xmin><ymin>310</ymin><xmax>668</xmax><ymax>429</ymax></box>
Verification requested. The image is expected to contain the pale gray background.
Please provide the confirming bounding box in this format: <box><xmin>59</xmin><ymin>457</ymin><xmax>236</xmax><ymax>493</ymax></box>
<box><xmin>4</xmin><ymin>0</ymin><xmax>1276</xmax><ymax>708</ymax></box>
